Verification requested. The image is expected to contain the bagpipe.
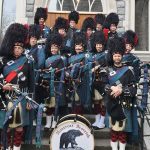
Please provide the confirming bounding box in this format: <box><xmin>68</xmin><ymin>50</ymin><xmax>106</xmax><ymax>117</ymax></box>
<box><xmin>35</xmin><ymin>53</ymin><xmax>108</xmax><ymax>87</ymax></box>
<box><xmin>92</xmin><ymin>50</ymin><xmax>108</xmax><ymax>67</ymax></box>
<box><xmin>35</xmin><ymin>55</ymin><xmax>65</xmax><ymax>95</ymax></box>
<box><xmin>122</xmin><ymin>53</ymin><xmax>141</xmax><ymax>82</ymax></box>
<box><xmin>0</xmin><ymin>80</ymin><xmax>46</xmax><ymax>111</ymax></box>
<box><xmin>35</xmin><ymin>55</ymin><xmax>66</xmax><ymax>125</ymax></box>
<box><xmin>34</xmin><ymin>52</ymin><xmax>108</xmax><ymax>108</ymax></box>
<box><xmin>0</xmin><ymin>75</ymin><xmax>48</xmax><ymax>148</ymax></box>
<box><xmin>0</xmin><ymin>70</ymin><xmax>47</xmax><ymax>116</ymax></box>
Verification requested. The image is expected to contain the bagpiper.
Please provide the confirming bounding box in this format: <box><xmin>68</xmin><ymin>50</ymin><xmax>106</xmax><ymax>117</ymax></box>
<box><xmin>94</xmin><ymin>13</ymin><xmax>106</xmax><ymax>31</ymax></box>
<box><xmin>91</xmin><ymin>31</ymin><xmax>108</xmax><ymax>129</ymax></box>
<box><xmin>81</xmin><ymin>17</ymin><xmax>96</xmax><ymax>52</ymax></box>
<box><xmin>24</xmin><ymin>24</ymin><xmax>45</xmax><ymax>144</ymax></box>
<box><xmin>122</xmin><ymin>30</ymin><xmax>140</xmax><ymax>143</ymax></box>
<box><xmin>0</xmin><ymin>23</ymin><xmax>35</xmax><ymax>150</ymax></box>
<box><xmin>122</xmin><ymin>30</ymin><xmax>140</xmax><ymax>82</ymax></box>
<box><xmin>42</xmin><ymin>33</ymin><xmax>66</xmax><ymax>129</ymax></box>
<box><xmin>67</xmin><ymin>10</ymin><xmax>80</xmax><ymax>42</ymax></box>
<box><xmin>34</xmin><ymin>7</ymin><xmax>51</xmax><ymax>42</ymax></box>
<box><xmin>53</xmin><ymin>17</ymin><xmax>71</xmax><ymax>55</ymax></box>
<box><xmin>105</xmin><ymin>37</ymin><xmax>137</xmax><ymax>150</ymax></box>
<box><xmin>103</xmin><ymin>12</ymin><xmax>119</xmax><ymax>42</ymax></box>
<box><xmin>69</xmin><ymin>32</ymin><xmax>92</xmax><ymax>114</ymax></box>
<box><xmin>0</xmin><ymin>59</ymin><xmax>12</xmax><ymax>149</ymax></box>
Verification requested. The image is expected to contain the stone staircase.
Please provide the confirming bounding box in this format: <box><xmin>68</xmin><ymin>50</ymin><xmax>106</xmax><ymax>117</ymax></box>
<box><xmin>20</xmin><ymin>115</ymin><xmax>141</xmax><ymax>150</ymax></box>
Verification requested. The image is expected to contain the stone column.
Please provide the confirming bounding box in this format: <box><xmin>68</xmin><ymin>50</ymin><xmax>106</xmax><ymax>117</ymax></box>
<box><xmin>26</xmin><ymin>0</ymin><xmax>35</xmax><ymax>24</ymax></box>
<box><xmin>116</xmin><ymin>0</ymin><xmax>125</xmax><ymax>33</ymax></box>
<box><xmin>127</xmin><ymin>0</ymin><xmax>135</xmax><ymax>30</ymax></box>
<box><xmin>123</xmin><ymin>0</ymin><xmax>135</xmax><ymax>30</ymax></box>
<box><xmin>101</xmin><ymin>0</ymin><xmax>117</xmax><ymax>14</ymax></box>
<box><xmin>107</xmin><ymin>0</ymin><xmax>117</xmax><ymax>13</ymax></box>
<box><xmin>16</xmin><ymin>0</ymin><xmax>28</xmax><ymax>23</ymax></box>
<box><xmin>34</xmin><ymin>0</ymin><xmax>48</xmax><ymax>10</ymax></box>
<box><xmin>28</xmin><ymin>0</ymin><xmax>48</xmax><ymax>24</ymax></box>
<box><xmin>0</xmin><ymin>0</ymin><xmax>3</xmax><ymax>28</ymax></box>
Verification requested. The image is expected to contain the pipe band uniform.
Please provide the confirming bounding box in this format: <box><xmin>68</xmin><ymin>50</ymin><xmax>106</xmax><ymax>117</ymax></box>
<box><xmin>69</xmin><ymin>32</ymin><xmax>93</xmax><ymax>114</ymax></box>
<box><xmin>91</xmin><ymin>31</ymin><xmax>108</xmax><ymax>130</ymax></box>
<box><xmin>81</xmin><ymin>17</ymin><xmax>96</xmax><ymax>52</ymax></box>
<box><xmin>67</xmin><ymin>11</ymin><xmax>80</xmax><ymax>39</ymax></box>
<box><xmin>42</xmin><ymin>33</ymin><xmax>67</xmax><ymax>129</ymax></box>
<box><xmin>0</xmin><ymin>23</ymin><xmax>35</xmax><ymax>150</ymax></box>
<box><xmin>122</xmin><ymin>30</ymin><xmax>141</xmax><ymax>144</ymax></box>
<box><xmin>53</xmin><ymin>17</ymin><xmax>71</xmax><ymax>55</ymax></box>
<box><xmin>34</xmin><ymin>7</ymin><xmax>51</xmax><ymax>41</ymax></box>
<box><xmin>94</xmin><ymin>13</ymin><xmax>106</xmax><ymax>31</ymax></box>
<box><xmin>105</xmin><ymin>37</ymin><xmax>137</xmax><ymax>150</ymax></box>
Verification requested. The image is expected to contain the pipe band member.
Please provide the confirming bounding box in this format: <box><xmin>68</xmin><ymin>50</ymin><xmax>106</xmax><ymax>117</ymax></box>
<box><xmin>0</xmin><ymin>23</ymin><xmax>34</xmax><ymax>150</ymax></box>
<box><xmin>105</xmin><ymin>37</ymin><xmax>137</xmax><ymax>150</ymax></box>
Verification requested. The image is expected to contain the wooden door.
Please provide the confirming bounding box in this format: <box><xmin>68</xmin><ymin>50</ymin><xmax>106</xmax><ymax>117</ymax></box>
<box><xmin>45</xmin><ymin>11</ymin><xmax>97</xmax><ymax>30</ymax></box>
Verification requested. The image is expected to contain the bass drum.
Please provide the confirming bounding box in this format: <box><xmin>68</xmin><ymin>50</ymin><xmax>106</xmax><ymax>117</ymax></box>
<box><xmin>50</xmin><ymin>114</ymin><xmax>94</xmax><ymax>150</ymax></box>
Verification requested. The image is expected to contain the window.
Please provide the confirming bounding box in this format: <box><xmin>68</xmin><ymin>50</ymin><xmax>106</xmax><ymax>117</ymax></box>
<box><xmin>48</xmin><ymin>0</ymin><xmax>103</xmax><ymax>12</ymax></box>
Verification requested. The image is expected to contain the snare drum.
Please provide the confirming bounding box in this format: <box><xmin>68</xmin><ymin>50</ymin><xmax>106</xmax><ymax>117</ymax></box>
<box><xmin>50</xmin><ymin>114</ymin><xmax>94</xmax><ymax>150</ymax></box>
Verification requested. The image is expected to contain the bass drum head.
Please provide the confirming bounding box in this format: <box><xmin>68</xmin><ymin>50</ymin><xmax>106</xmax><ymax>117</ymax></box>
<box><xmin>50</xmin><ymin>120</ymin><xmax>94</xmax><ymax>150</ymax></box>
<box><xmin>57</xmin><ymin>114</ymin><xmax>91</xmax><ymax>128</ymax></box>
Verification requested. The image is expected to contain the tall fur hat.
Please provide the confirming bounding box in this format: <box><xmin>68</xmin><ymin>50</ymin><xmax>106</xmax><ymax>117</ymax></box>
<box><xmin>29</xmin><ymin>24</ymin><xmax>41</xmax><ymax>39</ymax></box>
<box><xmin>104</xmin><ymin>12</ymin><xmax>119</xmax><ymax>29</ymax></box>
<box><xmin>123</xmin><ymin>30</ymin><xmax>138</xmax><ymax>47</ymax></box>
<box><xmin>73</xmin><ymin>32</ymin><xmax>87</xmax><ymax>50</ymax></box>
<box><xmin>92</xmin><ymin>31</ymin><xmax>106</xmax><ymax>52</ymax></box>
<box><xmin>45</xmin><ymin>33</ymin><xmax>63</xmax><ymax>56</ymax></box>
<box><xmin>53</xmin><ymin>17</ymin><xmax>69</xmax><ymax>32</ymax></box>
<box><xmin>0</xmin><ymin>23</ymin><xmax>28</xmax><ymax>57</ymax></box>
<box><xmin>81</xmin><ymin>17</ymin><xmax>96</xmax><ymax>32</ymax></box>
<box><xmin>93</xmin><ymin>31</ymin><xmax>106</xmax><ymax>45</ymax></box>
<box><xmin>68</xmin><ymin>11</ymin><xmax>79</xmax><ymax>24</ymax></box>
<box><xmin>108</xmin><ymin>37</ymin><xmax>125</xmax><ymax>56</ymax></box>
<box><xmin>107</xmin><ymin>37</ymin><xmax>125</xmax><ymax>66</ymax></box>
<box><xmin>95</xmin><ymin>13</ymin><xmax>106</xmax><ymax>25</ymax></box>
<box><xmin>34</xmin><ymin>7</ymin><xmax>48</xmax><ymax>24</ymax></box>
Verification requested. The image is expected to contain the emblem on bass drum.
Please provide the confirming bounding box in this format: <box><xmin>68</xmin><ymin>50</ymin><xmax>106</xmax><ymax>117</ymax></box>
<box><xmin>50</xmin><ymin>114</ymin><xmax>94</xmax><ymax>150</ymax></box>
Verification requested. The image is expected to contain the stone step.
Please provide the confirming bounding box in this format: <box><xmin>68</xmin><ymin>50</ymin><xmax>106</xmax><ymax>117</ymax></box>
<box><xmin>21</xmin><ymin>139</ymin><xmax>140</xmax><ymax>150</ymax></box>
<box><xmin>21</xmin><ymin>145</ymin><xmax>48</xmax><ymax>150</ymax></box>
<box><xmin>94</xmin><ymin>139</ymin><xmax>111</xmax><ymax>150</ymax></box>
<box><xmin>24</xmin><ymin>128</ymin><xmax>140</xmax><ymax>150</ymax></box>
<box><xmin>93</xmin><ymin>128</ymin><xmax>110</xmax><ymax>139</ymax></box>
